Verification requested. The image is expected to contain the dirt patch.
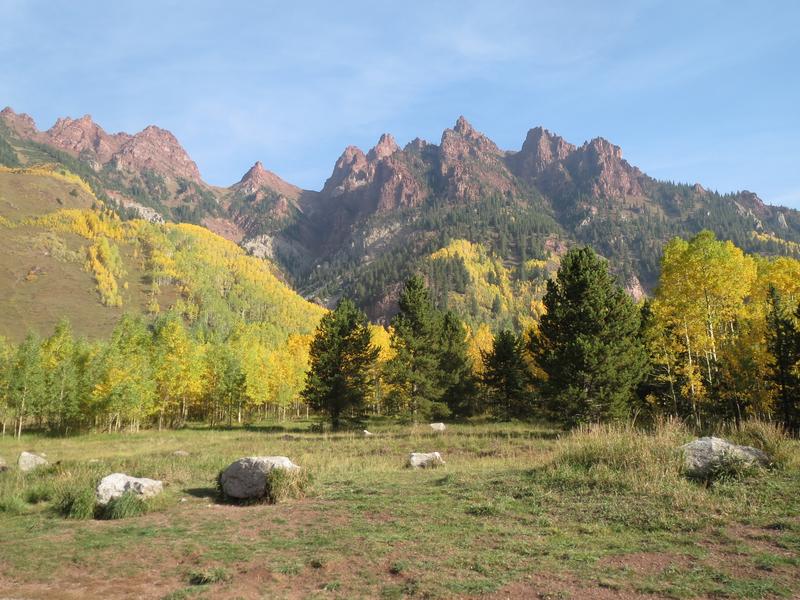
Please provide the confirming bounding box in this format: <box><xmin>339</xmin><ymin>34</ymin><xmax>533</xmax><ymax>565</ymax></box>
<box><xmin>599</xmin><ymin>551</ymin><xmax>692</xmax><ymax>575</ymax></box>
<box><xmin>487</xmin><ymin>572</ymin><xmax>661</xmax><ymax>599</ymax></box>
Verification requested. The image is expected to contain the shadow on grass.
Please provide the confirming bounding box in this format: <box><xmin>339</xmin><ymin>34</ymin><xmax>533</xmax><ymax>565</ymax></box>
<box><xmin>183</xmin><ymin>487</ymin><xmax>217</xmax><ymax>499</ymax></box>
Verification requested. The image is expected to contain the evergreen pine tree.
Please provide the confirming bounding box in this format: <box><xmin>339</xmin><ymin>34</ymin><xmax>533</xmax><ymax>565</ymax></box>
<box><xmin>439</xmin><ymin>310</ymin><xmax>479</xmax><ymax>417</ymax></box>
<box><xmin>482</xmin><ymin>329</ymin><xmax>532</xmax><ymax>420</ymax></box>
<box><xmin>385</xmin><ymin>275</ymin><xmax>449</xmax><ymax>419</ymax></box>
<box><xmin>530</xmin><ymin>246</ymin><xmax>648</xmax><ymax>425</ymax></box>
<box><xmin>302</xmin><ymin>299</ymin><xmax>379</xmax><ymax>430</ymax></box>
<box><xmin>765</xmin><ymin>286</ymin><xmax>800</xmax><ymax>432</ymax></box>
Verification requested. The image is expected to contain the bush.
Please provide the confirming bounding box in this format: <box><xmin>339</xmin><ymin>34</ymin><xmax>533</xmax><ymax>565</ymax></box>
<box><xmin>0</xmin><ymin>495</ymin><xmax>28</xmax><ymax>515</ymax></box>
<box><xmin>98</xmin><ymin>492</ymin><xmax>149</xmax><ymax>520</ymax></box>
<box><xmin>54</xmin><ymin>485</ymin><xmax>96</xmax><ymax>520</ymax></box>
<box><xmin>726</xmin><ymin>419</ymin><xmax>790</xmax><ymax>469</ymax></box>
<box><xmin>188</xmin><ymin>567</ymin><xmax>231</xmax><ymax>585</ymax></box>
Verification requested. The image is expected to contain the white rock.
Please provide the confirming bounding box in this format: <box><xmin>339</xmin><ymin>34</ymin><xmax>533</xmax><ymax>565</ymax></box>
<box><xmin>681</xmin><ymin>437</ymin><xmax>770</xmax><ymax>478</ymax></box>
<box><xmin>219</xmin><ymin>456</ymin><xmax>300</xmax><ymax>500</ymax></box>
<box><xmin>429</xmin><ymin>422</ymin><xmax>446</xmax><ymax>432</ymax></box>
<box><xmin>18</xmin><ymin>451</ymin><xmax>48</xmax><ymax>472</ymax></box>
<box><xmin>173</xmin><ymin>450</ymin><xmax>190</xmax><ymax>457</ymax></box>
<box><xmin>362</xmin><ymin>430</ymin><xmax>374</xmax><ymax>437</ymax></box>
<box><xmin>407</xmin><ymin>452</ymin><xmax>445</xmax><ymax>469</ymax></box>
<box><xmin>95</xmin><ymin>473</ymin><xmax>164</xmax><ymax>506</ymax></box>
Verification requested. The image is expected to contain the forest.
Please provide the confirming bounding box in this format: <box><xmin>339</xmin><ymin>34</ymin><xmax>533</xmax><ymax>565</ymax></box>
<box><xmin>1</xmin><ymin>225</ymin><xmax>799</xmax><ymax>436</ymax></box>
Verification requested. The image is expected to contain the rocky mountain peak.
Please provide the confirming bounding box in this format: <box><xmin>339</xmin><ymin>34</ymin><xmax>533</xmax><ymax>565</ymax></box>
<box><xmin>367</xmin><ymin>133</ymin><xmax>399</xmax><ymax>161</ymax></box>
<box><xmin>45</xmin><ymin>114</ymin><xmax>128</xmax><ymax>164</ymax></box>
<box><xmin>0</xmin><ymin>106</ymin><xmax>39</xmax><ymax>138</ymax></box>
<box><xmin>235</xmin><ymin>161</ymin><xmax>301</xmax><ymax>199</ymax></box>
<box><xmin>113</xmin><ymin>125</ymin><xmax>202</xmax><ymax>182</ymax></box>
<box><xmin>509</xmin><ymin>126</ymin><xmax>576</xmax><ymax>180</ymax></box>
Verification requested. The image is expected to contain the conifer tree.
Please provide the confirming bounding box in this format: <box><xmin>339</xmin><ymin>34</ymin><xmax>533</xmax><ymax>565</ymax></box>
<box><xmin>531</xmin><ymin>247</ymin><xmax>647</xmax><ymax>425</ymax></box>
<box><xmin>482</xmin><ymin>329</ymin><xmax>532</xmax><ymax>420</ymax></box>
<box><xmin>385</xmin><ymin>275</ymin><xmax>449</xmax><ymax>419</ymax></box>
<box><xmin>439</xmin><ymin>310</ymin><xmax>479</xmax><ymax>417</ymax></box>
<box><xmin>765</xmin><ymin>286</ymin><xmax>800</xmax><ymax>432</ymax></box>
<box><xmin>302</xmin><ymin>299</ymin><xmax>379</xmax><ymax>430</ymax></box>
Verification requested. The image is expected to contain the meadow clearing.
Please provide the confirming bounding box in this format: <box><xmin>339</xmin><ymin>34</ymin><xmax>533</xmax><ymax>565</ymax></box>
<box><xmin>0</xmin><ymin>420</ymin><xmax>799</xmax><ymax>599</ymax></box>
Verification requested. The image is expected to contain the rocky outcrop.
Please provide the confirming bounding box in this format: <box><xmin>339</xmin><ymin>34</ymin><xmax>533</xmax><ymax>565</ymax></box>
<box><xmin>95</xmin><ymin>473</ymin><xmax>164</xmax><ymax>505</ymax></box>
<box><xmin>0</xmin><ymin>107</ymin><xmax>40</xmax><ymax>139</ymax></box>
<box><xmin>46</xmin><ymin>115</ymin><xmax>131</xmax><ymax>165</ymax></box>
<box><xmin>407</xmin><ymin>452</ymin><xmax>445</xmax><ymax>469</ymax></box>
<box><xmin>507</xmin><ymin>126</ymin><xmax>575</xmax><ymax>181</ymax></box>
<box><xmin>681</xmin><ymin>437</ymin><xmax>770</xmax><ymax>478</ymax></box>
<box><xmin>218</xmin><ymin>456</ymin><xmax>300</xmax><ymax>500</ymax></box>
<box><xmin>113</xmin><ymin>125</ymin><xmax>201</xmax><ymax>182</ymax></box>
<box><xmin>233</xmin><ymin>161</ymin><xmax>301</xmax><ymax>200</ymax></box>
<box><xmin>438</xmin><ymin>116</ymin><xmax>518</xmax><ymax>202</ymax></box>
<box><xmin>18</xmin><ymin>451</ymin><xmax>48</xmax><ymax>472</ymax></box>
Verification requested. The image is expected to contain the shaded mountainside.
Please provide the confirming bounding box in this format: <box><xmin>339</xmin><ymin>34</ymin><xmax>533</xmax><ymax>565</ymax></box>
<box><xmin>3</xmin><ymin>106</ymin><xmax>800</xmax><ymax>327</ymax></box>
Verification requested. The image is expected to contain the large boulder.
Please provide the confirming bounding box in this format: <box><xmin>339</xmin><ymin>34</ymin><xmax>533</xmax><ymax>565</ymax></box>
<box><xmin>218</xmin><ymin>456</ymin><xmax>300</xmax><ymax>500</ymax></box>
<box><xmin>96</xmin><ymin>473</ymin><xmax>164</xmax><ymax>506</ymax></box>
<box><xmin>18</xmin><ymin>451</ymin><xmax>48</xmax><ymax>472</ymax></box>
<box><xmin>429</xmin><ymin>422</ymin><xmax>446</xmax><ymax>432</ymax></box>
<box><xmin>681</xmin><ymin>437</ymin><xmax>770</xmax><ymax>478</ymax></box>
<box><xmin>408</xmin><ymin>452</ymin><xmax>445</xmax><ymax>469</ymax></box>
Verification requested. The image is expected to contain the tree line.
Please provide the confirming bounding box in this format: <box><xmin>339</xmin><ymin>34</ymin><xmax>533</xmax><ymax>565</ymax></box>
<box><xmin>305</xmin><ymin>232</ymin><xmax>800</xmax><ymax>432</ymax></box>
<box><xmin>1</xmin><ymin>230</ymin><xmax>799</xmax><ymax>435</ymax></box>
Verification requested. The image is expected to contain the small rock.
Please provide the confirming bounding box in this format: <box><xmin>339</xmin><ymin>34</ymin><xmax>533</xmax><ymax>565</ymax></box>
<box><xmin>18</xmin><ymin>451</ymin><xmax>48</xmax><ymax>472</ymax></box>
<box><xmin>180</xmin><ymin>497</ymin><xmax>188</xmax><ymax>503</ymax></box>
<box><xmin>407</xmin><ymin>452</ymin><xmax>445</xmax><ymax>469</ymax></box>
<box><xmin>362</xmin><ymin>430</ymin><xmax>374</xmax><ymax>437</ymax></box>
<box><xmin>173</xmin><ymin>450</ymin><xmax>190</xmax><ymax>457</ymax></box>
<box><xmin>219</xmin><ymin>456</ymin><xmax>300</xmax><ymax>500</ymax></box>
<box><xmin>681</xmin><ymin>437</ymin><xmax>770</xmax><ymax>478</ymax></box>
<box><xmin>429</xmin><ymin>422</ymin><xmax>446</xmax><ymax>432</ymax></box>
<box><xmin>95</xmin><ymin>473</ymin><xmax>164</xmax><ymax>506</ymax></box>
<box><xmin>282</xmin><ymin>434</ymin><xmax>296</xmax><ymax>441</ymax></box>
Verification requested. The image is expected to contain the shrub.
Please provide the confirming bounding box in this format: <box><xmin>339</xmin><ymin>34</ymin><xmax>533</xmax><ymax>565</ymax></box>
<box><xmin>0</xmin><ymin>495</ymin><xmax>28</xmax><ymax>515</ymax></box>
<box><xmin>98</xmin><ymin>492</ymin><xmax>149</xmax><ymax>520</ymax></box>
<box><xmin>54</xmin><ymin>485</ymin><xmax>96</xmax><ymax>520</ymax></box>
<box><xmin>188</xmin><ymin>567</ymin><xmax>231</xmax><ymax>585</ymax></box>
<box><xmin>726</xmin><ymin>419</ymin><xmax>790</xmax><ymax>469</ymax></box>
<box><xmin>25</xmin><ymin>483</ymin><xmax>55</xmax><ymax>504</ymax></box>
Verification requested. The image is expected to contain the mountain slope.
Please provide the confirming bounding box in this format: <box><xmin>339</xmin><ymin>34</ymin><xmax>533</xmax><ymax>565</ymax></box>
<box><xmin>0</xmin><ymin>164</ymin><xmax>324</xmax><ymax>342</ymax></box>
<box><xmin>3</xmin><ymin>106</ymin><xmax>800</xmax><ymax>326</ymax></box>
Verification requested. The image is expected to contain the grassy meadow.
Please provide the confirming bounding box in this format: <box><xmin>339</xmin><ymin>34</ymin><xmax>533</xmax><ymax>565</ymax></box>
<box><xmin>1</xmin><ymin>420</ymin><xmax>799</xmax><ymax>599</ymax></box>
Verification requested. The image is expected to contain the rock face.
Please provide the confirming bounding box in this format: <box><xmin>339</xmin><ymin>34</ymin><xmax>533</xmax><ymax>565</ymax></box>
<box><xmin>407</xmin><ymin>452</ymin><xmax>445</xmax><ymax>469</ymax></box>
<box><xmin>18</xmin><ymin>451</ymin><xmax>48</xmax><ymax>472</ymax></box>
<box><xmin>95</xmin><ymin>473</ymin><xmax>164</xmax><ymax>506</ymax></box>
<box><xmin>218</xmin><ymin>456</ymin><xmax>300</xmax><ymax>500</ymax></box>
<box><xmin>681</xmin><ymin>437</ymin><xmax>770</xmax><ymax>478</ymax></box>
<box><xmin>233</xmin><ymin>161</ymin><xmax>301</xmax><ymax>200</ymax></box>
<box><xmin>429</xmin><ymin>423</ymin><xmax>446</xmax><ymax>432</ymax></box>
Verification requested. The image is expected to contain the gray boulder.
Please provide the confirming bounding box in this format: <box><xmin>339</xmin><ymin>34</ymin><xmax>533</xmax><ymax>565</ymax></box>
<box><xmin>96</xmin><ymin>473</ymin><xmax>164</xmax><ymax>506</ymax></box>
<box><xmin>429</xmin><ymin>422</ymin><xmax>446</xmax><ymax>432</ymax></box>
<box><xmin>408</xmin><ymin>452</ymin><xmax>445</xmax><ymax>469</ymax></box>
<box><xmin>219</xmin><ymin>456</ymin><xmax>300</xmax><ymax>500</ymax></box>
<box><xmin>18</xmin><ymin>451</ymin><xmax>48</xmax><ymax>472</ymax></box>
<box><xmin>681</xmin><ymin>436</ymin><xmax>770</xmax><ymax>477</ymax></box>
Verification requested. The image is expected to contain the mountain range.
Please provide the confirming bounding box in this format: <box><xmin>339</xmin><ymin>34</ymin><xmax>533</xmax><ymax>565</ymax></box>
<box><xmin>2</xmin><ymin>106</ymin><xmax>799</xmax><ymax>326</ymax></box>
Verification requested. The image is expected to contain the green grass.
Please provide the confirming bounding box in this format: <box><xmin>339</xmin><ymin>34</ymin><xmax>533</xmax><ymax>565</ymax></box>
<box><xmin>0</xmin><ymin>419</ymin><xmax>798</xmax><ymax>598</ymax></box>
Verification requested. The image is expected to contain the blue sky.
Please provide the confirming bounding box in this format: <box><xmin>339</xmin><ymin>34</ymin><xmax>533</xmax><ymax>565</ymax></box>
<box><xmin>2</xmin><ymin>1</ymin><xmax>799</xmax><ymax>207</ymax></box>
